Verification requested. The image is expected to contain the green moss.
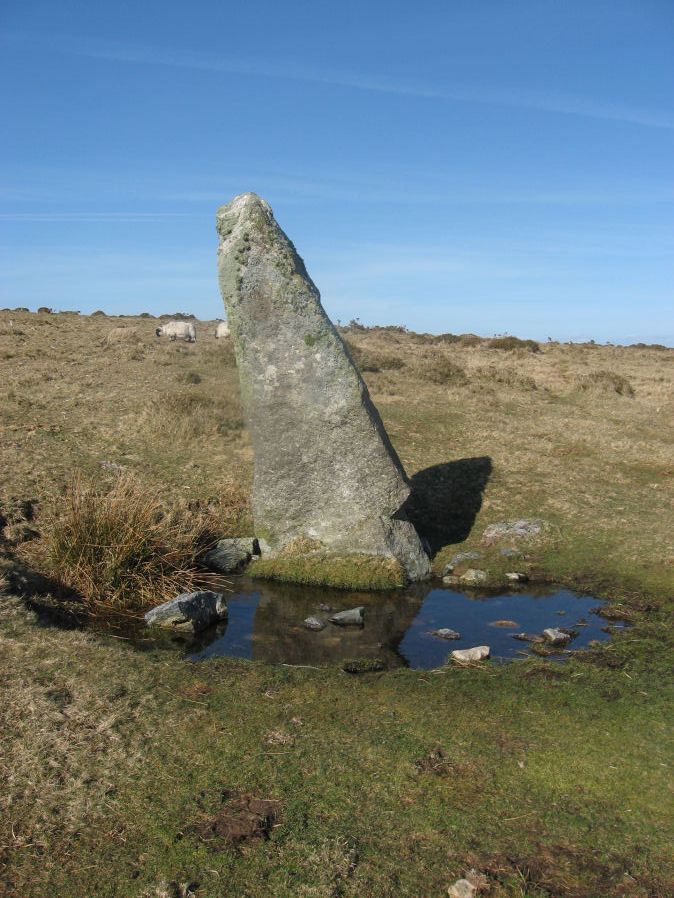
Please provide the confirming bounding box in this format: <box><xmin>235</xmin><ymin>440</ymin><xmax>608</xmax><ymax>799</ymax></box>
<box><xmin>251</xmin><ymin>551</ymin><xmax>406</xmax><ymax>590</ymax></box>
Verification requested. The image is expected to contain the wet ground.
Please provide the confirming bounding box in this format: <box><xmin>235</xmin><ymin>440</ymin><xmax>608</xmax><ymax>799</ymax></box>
<box><xmin>176</xmin><ymin>577</ymin><xmax>623</xmax><ymax>669</ymax></box>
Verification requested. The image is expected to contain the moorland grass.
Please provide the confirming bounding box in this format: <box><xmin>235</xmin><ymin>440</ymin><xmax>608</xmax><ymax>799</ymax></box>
<box><xmin>0</xmin><ymin>310</ymin><xmax>673</xmax><ymax>897</ymax></box>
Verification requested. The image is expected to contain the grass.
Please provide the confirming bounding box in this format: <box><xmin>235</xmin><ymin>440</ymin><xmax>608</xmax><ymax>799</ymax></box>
<box><xmin>252</xmin><ymin>548</ymin><xmax>406</xmax><ymax>589</ymax></box>
<box><xmin>19</xmin><ymin>474</ymin><xmax>223</xmax><ymax>616</ymax></box>
<box><xmin>0</xmin><ymin>310</ymin><xmax>673</xmax><ymax>896</ymax></box>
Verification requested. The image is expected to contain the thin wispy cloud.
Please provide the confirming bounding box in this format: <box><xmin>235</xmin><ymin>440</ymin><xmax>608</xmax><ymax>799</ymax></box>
<box><xmin>3</xmin><ymin>31</ymin><xmax>674</xmax><ymax>130</ymax></box>
<box><xmin>0</xmin><ymin>212</ymin><xmax>199</xmax><ymax>221</ymax></box>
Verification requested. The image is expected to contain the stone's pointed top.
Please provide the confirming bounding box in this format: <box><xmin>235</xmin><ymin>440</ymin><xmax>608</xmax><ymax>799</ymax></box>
<box><xmin>216</xmin><ymin>192</ymin><xmax>272</xmax><ymax>221</ymax></box>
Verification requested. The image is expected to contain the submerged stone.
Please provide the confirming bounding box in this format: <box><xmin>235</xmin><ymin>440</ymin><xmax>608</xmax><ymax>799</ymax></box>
<box><xmin>216</xmin><ymin>193</ymin><xmax>431</xmax><ymax>583</ymax></box>
<box><xmin>432</xmin><ymin>628</ymin><xmax>461</xmax><ymax>640</ymax></box>
<box><xmin>329</xmin><ymin>606</ymin><xmax>365</xmax><ymax>626</ymax></box>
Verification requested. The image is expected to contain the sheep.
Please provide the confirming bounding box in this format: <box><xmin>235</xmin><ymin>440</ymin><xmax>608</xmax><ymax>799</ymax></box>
<box><xmin>215</xmin><ymin>320</ymin><xmax>231</xmax><ymax>339</ymax></box>
<box><xmin>155</xmin><ymin>320</ymin><xmax>196</xmax><ymax>342</ymax></box>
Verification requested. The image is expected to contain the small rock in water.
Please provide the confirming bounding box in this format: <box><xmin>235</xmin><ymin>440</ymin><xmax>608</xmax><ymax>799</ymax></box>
<box><xmin>489</xmin><ymin>619</ymin><xmax>519</xmax><ymax>628</ymax></box>
<box><xmin>460</xmin><ymin>569</ymin><xmax>488</xmax><ymax>584</ymax></box>
<box><xmin>451</xmin><ymin>646</ymin><xmax>490</xmax><ymax>663</ymax></box>
<box><xmin>505</xmin><ymin>571</ymin><xmax>528</xmax><ymax>583</ymax></box>
<box><xmin>329</xmin><ymin>606</ymin><xmax>365</xmax><ymax>626</ymax></box>
<box><xmin>512</xmin><ymin>632</ymin><xmax>545</xmax><ymax>643</ymax></box>
<box><xmin>543</xmin><ymin>627</ymin><xmax>572</xmax><ymax>645</ymax></box>
<box><xmin>432</xmin><ymin>628</ymin><xmax>461</xmax><ymax>640</ymax></box>
<box><xmin>482</xmin><ymin>519</ymin><xmax>549</xmax><ymax>546</ymax></box>
<box><xmin>144</xmin><ymin>591</ymin><xmax>227</xmax><ymax>634</ymax></box>
<box><xmin>318</xmin><ymin>603</ymin><xmax>332</xmax><ymax>612</ymax></box>
<box><xmin>303</xmin><ymin>617</ymin><xmax>326</xmax><ymax>631</ymax></box>
<box><xmin>442</xmin><ymin>574</ymin><xmax>461</xmax><ymax>585</ymax></box>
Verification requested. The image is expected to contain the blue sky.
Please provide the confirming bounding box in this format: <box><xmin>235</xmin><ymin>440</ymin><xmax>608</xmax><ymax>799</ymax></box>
<box><xmin>1</xmin><ymin>0</ymin><xmax>673</xmax><ymax>343</ymax></box>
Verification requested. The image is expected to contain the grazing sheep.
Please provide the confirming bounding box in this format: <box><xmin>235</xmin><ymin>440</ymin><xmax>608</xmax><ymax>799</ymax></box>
<box><xmin>215</xmin><ymin>320</ymin><xmax>230</xmax><ymax>339</ymax></box>
<box><xmin>155</xmin><ymin>320</ymin><xmax>197</xmax><ymax>342</ymax></box>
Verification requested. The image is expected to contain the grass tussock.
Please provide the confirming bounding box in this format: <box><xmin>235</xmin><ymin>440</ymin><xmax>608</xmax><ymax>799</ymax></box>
<box><xmin>488</xmin><ymin>335</ymin><xmax>541</xmax><ymax>352</ymax></box>
<box><xmin>146</xmin><ymin>388</ymin><xmax>244</xmax><ymax>440</ymax></box>
<box><xmin>574</xmin><ymin>369</ymin><xmax>635</xmax><ymax>397</ymax></box>
<box><xmin>21</xmin><ymin>474</ymin><xmax>225</xmax><ymax>615</ymax></box>
<box><xmin>252</xmin><ymin>547</ymin><xmax>406</xmax><ymax>590</ymax></box>
<box><xmin>422</xmin><ymin>354</ymin><xmax>468</xmax><ymax>385</ymax></box>
<box><xmin>345</xmin><ymin>341</ymin><xmax>406</xmax><ymax>373</ymax></box>
<box><xmin>476</xmin><ymin>365</ymin><xmax>538</xmax><ymax>390</ymax></box>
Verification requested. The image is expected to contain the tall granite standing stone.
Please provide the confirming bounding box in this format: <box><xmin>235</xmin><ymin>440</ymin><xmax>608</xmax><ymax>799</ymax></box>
<box><xmin>216</xmin><ymin>193</ymin><xmax>431</xmax><ymax>582</ymax></box>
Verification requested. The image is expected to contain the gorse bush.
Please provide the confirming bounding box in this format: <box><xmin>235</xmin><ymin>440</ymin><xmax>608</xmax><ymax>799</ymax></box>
<box><xmin>489</xmin><ymin>336</ymin><xmax>541</xmax><ymax>353</ymax></box>
<box><xmin>22</xmin><ymin>474</ymin><xmax>225</xmax><ymax>615</ymax></box>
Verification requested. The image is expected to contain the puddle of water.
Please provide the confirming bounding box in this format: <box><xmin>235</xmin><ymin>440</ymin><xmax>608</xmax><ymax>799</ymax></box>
<box><xmin>181</xmin><ymin>577</ymin><xmax>618</xmax><ymax>669</ymax></box>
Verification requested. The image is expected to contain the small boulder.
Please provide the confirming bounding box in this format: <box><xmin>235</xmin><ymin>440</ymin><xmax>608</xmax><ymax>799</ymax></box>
<box><xmin>432</xmin><ymin>628</ymin><xmax>461</xmax><ymax>640</ymax></box>
<box><xmin>144</xmin><ymin>591</ymin><xmax>227</xmax><ymax>633</ymax></box>
<box><xmin>512</xmin><ymin>632</ymin><xmax>545</xmax><ymax>643</ymax></box>
<box><xmin>303</xmin><ymin>617</ymin><xmax>326</xmax><ymax>631</ymax></box>
<box><xmin>481</xmin><ymin>519</ymin><xmax>549</xmax><ymax>546</ymax></box>
<box><xmin>442</xmin><ymin>551</ymin><xmax>481</xmax><ymax>575</ymax></box>
<box><xmin>450</xmin><ymin>646</ymin><xmax>490</xmax><ymax>663</ymax></box>
<box><xmin>447</xmin><ymin>880</ymin><xmax>477</xmax><ymax>898</ymax></box>
<box><xmin>543</xmin><ymin>627</ymin><xmax>571</xmax><ymax>645</ymax></box>
<box><xmin>442</xmin><ymin>574</ymin><xmax>461</xmax><ymax>586</ymax></box>
<box><xmin>202</xmin><ymin>538</ymin><xmax>256</xmax><ymax>573</ymax></box>
<box><xmin>329</xmin><ymin>606</ymin><xmax>365</xmax><ymax>626</ymax></box>
<box><xmin>505</xmin><ymin>571</ymin><xmax>528</xmax><ymax>583</ymax></box>
<box><xmin>460</xmin><ymin>569</ymin><xmax>488</xmax><ymax>584</ymax></box>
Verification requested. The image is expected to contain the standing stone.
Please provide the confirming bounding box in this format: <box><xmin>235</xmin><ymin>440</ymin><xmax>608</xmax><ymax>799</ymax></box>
<box><xmin>216</xmin><ymin>193</ymin><xmax>430</xmax><ymax>582</ymax></box>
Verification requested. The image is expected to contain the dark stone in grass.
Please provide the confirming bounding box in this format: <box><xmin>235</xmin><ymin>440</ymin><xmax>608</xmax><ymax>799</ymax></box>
<box><xmin>144</xmin><ymin>591</ymin><xmax>227</xmax><ymax>634</ymax></box>
<box><xmin>202</xmin><ymin>538</ymin><xmax>256</xmax><ymax>573</ymax></box>
<box><xmin>329</xmin><ymin>606</ymin><xmax>365</xmax><ymax>626</ymax></box>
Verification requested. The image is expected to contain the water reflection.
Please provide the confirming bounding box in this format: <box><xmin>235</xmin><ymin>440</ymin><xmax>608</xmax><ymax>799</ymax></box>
<box><xmin>187</xmin><ymin>577</ymin><xmax>616</xmax><ymax>669</ymax></box>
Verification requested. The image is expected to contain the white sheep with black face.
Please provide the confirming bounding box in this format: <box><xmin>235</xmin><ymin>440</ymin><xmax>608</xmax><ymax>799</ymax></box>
<box><xmin>155</xmin><ymin>320</ymin><xmax>196</xmax><ymax>342</ymax></box>
<box><xmin>214</xmin><ymin>320</ymin><xmax>230</xmax><ymax>339</ymax></box>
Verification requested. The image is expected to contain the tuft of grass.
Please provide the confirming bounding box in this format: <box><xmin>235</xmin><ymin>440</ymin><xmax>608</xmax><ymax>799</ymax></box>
<box><xmin>423</xmin><ymin>354</ymin><xmax>468</xmax><ymax>385</ymax></box>
<box><xmin>252</xmin><ymin>547</ymin><xmax>406</xmax><ymax>590</ymax></box>
<box><xmin>146</xmin><ymin>388</ymin><xmax>244</xmax><ymax>440</ymax></box>
<box><xmin>476</xmin><ymin>365</ymin><xmax>538</xmax><ymax>390</ymax></box>
<box><xmin>21</xmin><ymin>474</ymin><xmax>225</xmax><ymax>615</ymax></box>
<box><xmin>345</xmin><ymin>341</ymin><xmax>406</xmax><ymax>373</ymax></box>
<box><xmin>574</xmin><ymin>369</ymin><xmax>635</xmax><ymax>397</ymax></box>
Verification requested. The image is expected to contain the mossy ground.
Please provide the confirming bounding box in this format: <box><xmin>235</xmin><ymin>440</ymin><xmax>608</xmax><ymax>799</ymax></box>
<box><xmin>251</xmin><ymin>550</ymin><xmax>406</xmax><ymax>590</ymax></box>
<box><xmin>1</xmin><ymin>312</ymin><xmax>673</xmax><ymax>896</ymax></box>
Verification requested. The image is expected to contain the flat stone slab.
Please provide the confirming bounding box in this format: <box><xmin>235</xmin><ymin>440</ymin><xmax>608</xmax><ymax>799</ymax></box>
<box><xmin>216</xmin><ymin>193</ymin><xmax>430</xmax><ymax>583</ymax></box>
<box><xmin>144</xmin><ymin>591</ymin><xmax>227</xmax><ymax>633</ymax></box>
<box><xmin>432</xmin><ymin>628</ymin><xmax>461</xmax><ymax>640</ymax></box>
<box><xmin>482</xmin><ymin>519</ymin><xmax>549</xmax><ymax>546</ymax></box>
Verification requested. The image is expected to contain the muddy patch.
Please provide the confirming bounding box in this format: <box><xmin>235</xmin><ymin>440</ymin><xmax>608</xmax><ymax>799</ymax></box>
<box><xmin>187</xmin><ymin>792</ymin><xmax>281</xmax><ymax>852</ymax></box>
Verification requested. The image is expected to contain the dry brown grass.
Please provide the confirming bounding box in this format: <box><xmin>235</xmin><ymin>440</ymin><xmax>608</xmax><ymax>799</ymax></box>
<box><xmin>19</xmin><ymin>474</ymin><xmax>224</xmax><ymax>615</ymax></box>
<box><xmin>0</xmin><ymin>310</ymin><xmax>672</xmax><ymax>589</ymax></box>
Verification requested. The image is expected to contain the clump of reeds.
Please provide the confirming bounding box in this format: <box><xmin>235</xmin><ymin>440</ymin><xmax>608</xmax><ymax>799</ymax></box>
<box><xmin>22</xmin><ymin>474</ymin><xmax>225</xmax><ymax>615</ymax></box>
